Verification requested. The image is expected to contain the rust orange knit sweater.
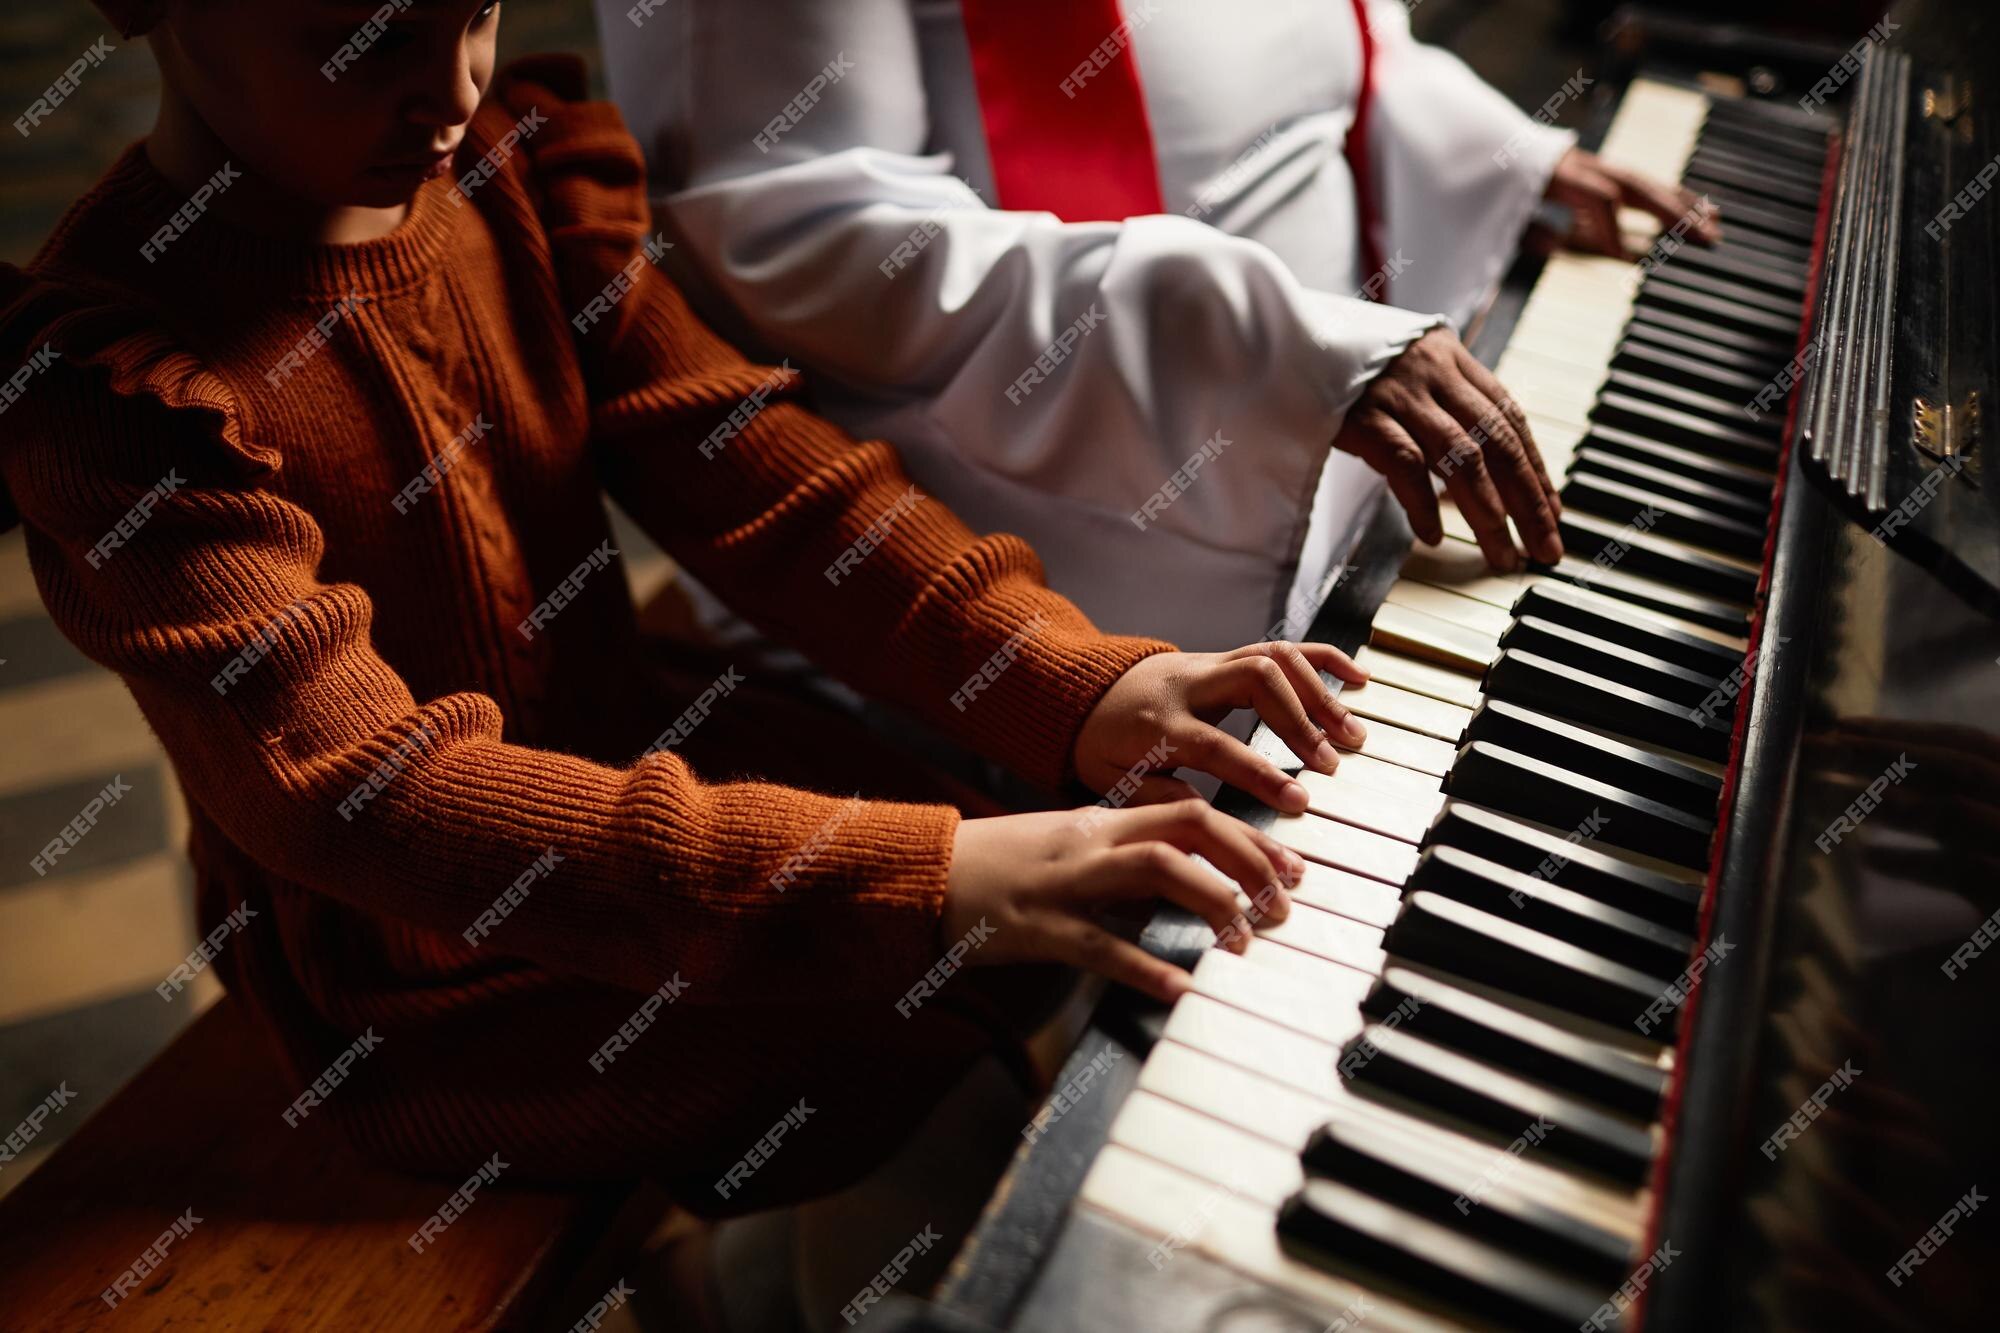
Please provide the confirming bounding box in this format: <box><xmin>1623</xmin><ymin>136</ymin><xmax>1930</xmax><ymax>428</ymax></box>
<box><xmin>0</xmin><ymin>57</ymin><xmax>1171</xmax><ymax>1205</ymax></box>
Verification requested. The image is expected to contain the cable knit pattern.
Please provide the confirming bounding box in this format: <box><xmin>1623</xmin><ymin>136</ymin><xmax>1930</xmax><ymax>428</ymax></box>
<box><xmin>0</xmin><ymin>55</ymin><xmax>1171</xmax><ymax>1200</ymax></box>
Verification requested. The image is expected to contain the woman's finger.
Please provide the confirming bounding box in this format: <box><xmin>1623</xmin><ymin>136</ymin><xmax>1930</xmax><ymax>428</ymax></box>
<box><xmin>1167</xmin><ymin>723</ymin><xmax>1309</xmax><ymax>812</ymax></box>
<box><xmin>1032</xmin><ymin>911</ymin><xmax>1194</xmax><ymax>1003</ymax></box>
<box><xmin>1185</xmin><ymin>654</ymin><xmax>1337</xmax><ymax>773</ymax></box>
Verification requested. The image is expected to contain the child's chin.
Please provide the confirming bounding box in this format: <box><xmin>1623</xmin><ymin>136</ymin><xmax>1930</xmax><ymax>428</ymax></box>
<box><xmin>347</xmin><ymin>168</ymin><xmax>438</xmax><ymax>210</ymax></box>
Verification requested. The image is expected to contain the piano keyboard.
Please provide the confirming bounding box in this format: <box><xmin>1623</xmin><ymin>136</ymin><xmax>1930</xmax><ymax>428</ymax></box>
<box><xmin>1076</xmin><ymin>81</ymin><xmax>1831</xmax><ymax>1332</ymax></box>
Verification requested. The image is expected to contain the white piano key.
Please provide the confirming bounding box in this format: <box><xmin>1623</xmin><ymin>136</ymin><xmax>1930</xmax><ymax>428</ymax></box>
<box><xmin>1296</xmin><ymin>769</ymin><xmax>1445</xmax><ymax>844</ymax></box>
<box><xmin>1138</xmin><ymin>1039</ymin><xmax>1341</xmax><ymax>1149</ymax></box>
<box><xmin>1325</xmin><ymin>745</ymin><xmax>1447</xmax><ymax>796</ymax></box>
<box><xmin>1337</xmin><ymin>714</ymin><xmax>1458</xmax><ymax>777</ymax></box>
<box><xmin>1195</xmin><ymin>947</ymin><xmax>1371</xmax><ymax>1046</ymax></box>
<box><xmin>1105</xmin><ymin>1090</ymin><xmax>1304</xmax><ymax>1208</ymax></box>
<box><xmin>1383</xmin><ymin>580</ymin><xmax>1517</xmax><ymax>639</ymax></box>
<box><xmin>1152</xmin><ymin>1000</ymin><xmax>1651</xmax><ymax>1237</ymax></box>
<box><xmin>1283</xmin><ymin>864</ymin><xmax>1407</xmax><ymax>931</ymax></box>
<box><xmin>1259</xmin><ymin>901</ymin><xmax>1391</xmax><ymax>974</ymax></box>
<box><xmin>1244</xmin><ymin>933</ymin><xmax>1383</xmax><ymax>992</ymax></box>
<box><xmin>1354</xmin><ymin>645</ymin><xmax>1486</xmax><ymax>710</ymax></box>
<box><xmin>1367</xmin><ymin>607</ymin><xmax>1497</xmax><ymax>681</ymax></box>
<box><xmin>1270</xmin><ymin>813</ymin><xmax>1423</xmax><ymax>886</ymax></box>
<box><xmin>1077</xmin><ymin>1148</ymin><xmax>1449</xmax><ymax>1330</ymax></box>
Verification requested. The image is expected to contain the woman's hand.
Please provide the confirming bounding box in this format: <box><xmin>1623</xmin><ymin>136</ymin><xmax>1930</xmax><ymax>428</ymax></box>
<box><xmin>1073</xmin><ymin>642</ymin><xmax>1371</xmax><ymax>815</ymax></box>
<box><xmin>1333</xmin><ymin>326</ymin><xmax>1563</xmax><ymax>572</ymax></box>
<box><xmin>1541</xmin><ymin>146</ymin><xmax>1721</xmax><ymax>258</ymax></box>
<box><xmin>942</xmin><ymin>801</ymin><xmax>1307</xmax><ymax>1003</ymax></box>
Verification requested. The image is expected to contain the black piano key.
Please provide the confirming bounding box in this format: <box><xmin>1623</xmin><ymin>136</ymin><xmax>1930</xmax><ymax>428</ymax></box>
<box><xmin>1671</xmin><ymin>180</ymin><xmax>1820</xmax><ymax>241</ymax></box>
<box><xmin>1363</xmin><ymin>967</ymin><xmax>1667</xmax><ymax>1120</ymax></box>
<box><xmin>1635</xmin><ymin>276</ymin><xmax>1803</xmax><ymax>340</ymax></box>
<box><xmin>1639</xmin><ymin>268</ymin><xmax>1804</xmax><ymax>324</ymax></box>
<box><xmin>1599</xmin><ymin>369</ymin><xmax>1785</xmax><ymax>437</ymax></box>
<box><xmin>1590</xmin><ymin>391</ymin><xmax>1782</xmax><ymax>469</ymax></box>
<box><xmin>1539</xmin><ymin>556</ymin><xmax>1750</xmax><ymax>635</ymax></box>
<box><xmin>1407</xmin><ymin>846</ymin><xmax>1696</xmax><ymax>979</ymax></box>
<box><xmin>1446</xmin><ymin>739</ymin><xmax>1716</xmax><ymax>866</ymax></box>
<box><xmin>1576</xmin><ymin>426</ymin><xmax>1775</xmax><ymax>503</ymax></box>
<box><xmin>1512</xmin><ymin>581</ymin><xmax>1748</xmax><ymax>678</ymax></box>
<box><xmin>1498</xmin><ymin>616</ymin><xmax>1729</xmax><ymax>710</ymax></box>
<box><xmin>1300</xmin><ymin>1117</ymin><xmax>1635</xmax><ymax>1283</ymax></box>
<box><xmin>1651</xmin><ymin>240</ymin><xmax>1809</xmax><ymax>299</ymax></box>
<box><xmin>1624</xmin><ymin>307</ymin><xmax>1798</xmax><ymax>364</ymax></box>
<box><xmin>1570</xmin><ymin>449</ymin><xmax>1771</xmax><ymax>527</ymax></box>
<box><xmin>1554</xmin><ymin>510</ymin><xmax>1761</xmax><ymax>606</ymax></box>
<box><xmin>1278</xmin><ymin>1179</ymin><xmax>1608</xmax><ymax>1333</ymax></box>
<box><xmin>1483</xmin><ymin>647</ymin><xmax>1734</xmax><ymax>764</ymax></box>
<box><xmin>1695</xmin><ymin>120</ymin><xmax>1832</xmax><ymax>173</ymax></box>
<box><xmin>1425</xmin><ymin>802</ymin><xmax>1703</xmax><ymax>931</ymax></box>
<box><xmin>1387</xmin><ymin>890</ymin><xmax>1674</xmax><ymax>1031</ymax></box>
<box><xmin>1619</xmin><ymin>316</ymin><xmax>1797</xmax><ymax>382</ymax></box>
<box><xmin>1685</xmin><ymin>142</ymin><xmax>1827</xmax><ymax>195</ymax></box>
<box><xmin>1339</xmin><ymin>1025</ymin><xmax>1657</xmax><ymax>1184</ymax></box>
<box><xmin>1462</xmin><ymin>696</ymin><xmax>1723</xmax><ymax>816</ymax></box>
<box><xmin>1610</xmin><ymin>340</ymin><xmax>1771</xmax><ymax>398</ymax></box>
<box><xmin>1562</xmin><ymin>473</ymin><xmax>1768</xmax><ymax>561</ymax></box>
<box><xmin>1679</xmin><ymin>155</ymin><xmax>1823</xmax><ymax>210</ymax></box>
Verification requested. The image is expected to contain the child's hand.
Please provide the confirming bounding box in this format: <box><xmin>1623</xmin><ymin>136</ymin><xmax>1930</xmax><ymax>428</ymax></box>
<box><xmin>1072</xmin><ymin>643</ymin><xmax>1369</xmax><ymax>815</ymax></box>
<box><xmin>942</xmin><ymin>803</ymin><xmax>1306</xmax><ymax>1003</ymax></box>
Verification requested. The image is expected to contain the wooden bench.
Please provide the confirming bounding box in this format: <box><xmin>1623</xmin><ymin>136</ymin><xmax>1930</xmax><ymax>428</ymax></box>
<box><xmin>0</xmin><ymin>995</ymin><xmax>661</xmax><ymax>1330</ymax></box>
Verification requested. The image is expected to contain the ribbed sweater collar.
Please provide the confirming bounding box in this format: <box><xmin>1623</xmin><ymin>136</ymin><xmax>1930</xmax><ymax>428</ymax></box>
<box><xmin>86</xmin><ymin>141</ymin><xmax>459</xmax><ymax>301</ymax></box>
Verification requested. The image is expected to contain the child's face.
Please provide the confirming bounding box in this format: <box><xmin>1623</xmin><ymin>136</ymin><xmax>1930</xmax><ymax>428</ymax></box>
<box><xmin>148</xmin><ymin>0</ymin><xmax>503</xmax><ymax>210</ymax></box>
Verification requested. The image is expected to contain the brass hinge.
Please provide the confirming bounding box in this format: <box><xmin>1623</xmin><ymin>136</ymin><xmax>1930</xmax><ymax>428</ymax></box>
<box><xmin>1913</xmin><ymin>393</ymin><xmax>1980</xmax><ymax>462</ymax></box>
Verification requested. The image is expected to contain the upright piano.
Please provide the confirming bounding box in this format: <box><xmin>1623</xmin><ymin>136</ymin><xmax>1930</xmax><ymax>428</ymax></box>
<box><xmin>933</xmin><ymin>2</ymin><xmax>2000</xmax><ymax>1329</ymax></box>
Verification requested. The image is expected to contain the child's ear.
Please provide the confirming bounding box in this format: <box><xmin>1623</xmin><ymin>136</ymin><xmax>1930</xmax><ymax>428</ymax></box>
<box><xmin>91</xmin><ymin>0</ymin><xmax>166</xmax><ymax>39</ymax></box>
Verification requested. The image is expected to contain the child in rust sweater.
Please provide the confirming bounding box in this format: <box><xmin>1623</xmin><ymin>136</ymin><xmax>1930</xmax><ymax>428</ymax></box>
<box><xmin>0</xmin><ymin>1</ymin><xmax>1371</xmax><ymax>1217</ymax></box>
